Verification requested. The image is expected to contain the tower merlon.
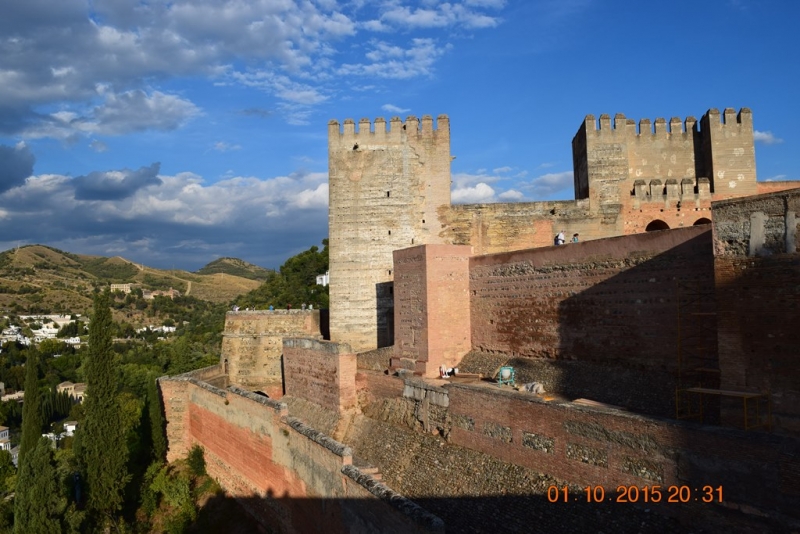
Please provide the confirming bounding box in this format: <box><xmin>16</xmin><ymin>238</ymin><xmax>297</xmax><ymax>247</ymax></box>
<box><xmin>701</xmin><ymin>107</ymin><xmax>751</xmax><ymax>128</ymax></box>
<box><xmin>328</xmin><ymin>115</ymin><xmax>449</xmax><ymax>141</ymax></box>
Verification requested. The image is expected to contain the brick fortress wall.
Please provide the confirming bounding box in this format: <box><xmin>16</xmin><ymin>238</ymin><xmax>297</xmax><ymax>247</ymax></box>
<box><xmin>347</xmin><ymin>371</ymin><xmax>800</xmax><ymax>529</ymax></box>
<box><xmin>159</xmin><ymin>372</ymin><xmax>443</xmax><ymax>533</ymax></box>
<box><xmin>712</xmin><ymin>189</ymin><xmax>800</xmax><ymax>436</ymax></box>
<box><xmin>392</xmin><ymin>244</ymin><xmax>472</xmax><ymax>376</ymax></box>
<box><xmin>283</xmin><ymin>338</ymin><xmax>357</xmax><ymax>413</ymax></box>
<box><xmin>328</xmin><ymin>108</ymin><xmax>799</xmax><ymax>351</ymax></box>
<box><xmin>220</xmin><ymin>310</ymin><xmax>321</xmax><ymax>395</ymax></box>
<box><xmin>469</xmin><ymin>225</ymin><xmax>715</xmax><ymax>367</ymax></box>
<box><xmin>391</xmin><ymin>226</ymin><xmax>716</xmax><ymax>409</ymax></box>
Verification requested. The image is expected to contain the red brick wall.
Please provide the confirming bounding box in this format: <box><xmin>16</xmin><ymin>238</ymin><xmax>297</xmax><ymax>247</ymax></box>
<box><xmin>392</xmin><ymin>245</ymin><xmax>471</xmax><ymax>376</ymax></box>
<box><xmin>356</xmin><ymin>371</ymin><xmax>405</xmax><ymax>405</ymax></box>
<box><xmin>424</xmin><ymin>245</ymin><xmax>472</xmax><ymax>373</ymax></box>
<box><xmin>447</xmin><ymin>383</ymin><xmax>800</xmax><ymax>519</ymax></box>
<box><xmin>283</xmin><ymin>338</ymin><xmax>357</xmax><ymax>412</ymax></box>
<box><xmin>160</xmin><ymin>376</ymin><xmax>442</xmax><ymax>532</ymax></box>
<box><xmin>159</xmin><ymin>378</ymin><xmax>190</xmax><ymax>462</ymax></box>
<box><xmin>469</xmin><ymin>226</ymin><xmax>714</xmax><ymax>369</ymax></box>
<box><xmin>393</xmin><ymin>247</ymin><xmax>428</xmax><ymax>363</ymax></box>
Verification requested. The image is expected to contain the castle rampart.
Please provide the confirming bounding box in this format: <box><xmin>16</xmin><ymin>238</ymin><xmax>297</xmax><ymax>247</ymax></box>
<box><xmin>159</xmin><ymin>370</ymin><xmax>444</xmax><ymax>533</ymax></box>
<box><xmin>328</xmin><ymin>107</ymin><xmax>799</xmax><ymax>352</ymax></box>
<box><xmin>220</xmin><ymin>310</ymin><xmax>321</xmax><ymax>395</ymax></box>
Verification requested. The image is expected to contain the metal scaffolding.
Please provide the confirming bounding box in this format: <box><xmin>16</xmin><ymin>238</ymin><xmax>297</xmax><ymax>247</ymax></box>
<box><xmin>674</xmin><ymin>281</ymin><xmax>771</xmax><ymax>430</ymax></box>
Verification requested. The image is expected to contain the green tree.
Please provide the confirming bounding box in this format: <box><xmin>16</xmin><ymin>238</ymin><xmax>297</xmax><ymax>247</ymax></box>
<box><xmin>19</xmin><ymin>351</ymin><xmax>42</xmax><ymax>461</ymax></box>
<box><xmin>77</xmin><ymin>291</ymin><xmax>130</xmax><ymax>525</ymax></box>
<box><xmin>147</xmin><ymin>377</ymin><xmax>167</xmax><ymax>463</ymax></box>
<box><xmin>234</xmin><ymin>239</ymin><xmax>330</xmax><ymax>309</ymax></box>
<box><xmin>14</xmin><ymin>438</ymin><xmax>63</xmax><ymax>534</ymax></box>
<box><xmin>0</xmin><ymin>450</ymin><xmax>15</xmax><ymax>495</ymax></box>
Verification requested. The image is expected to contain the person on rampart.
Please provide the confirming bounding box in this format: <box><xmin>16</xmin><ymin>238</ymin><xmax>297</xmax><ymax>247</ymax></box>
<box><xmin>555</xmin><ymin>231</ymin><xmax>565</xmax><ymax>245</ymax></box>
<box><xmin>572</xmin><ymin>233</ymin><xmax>579</xmax><ymax>243</ymax></box>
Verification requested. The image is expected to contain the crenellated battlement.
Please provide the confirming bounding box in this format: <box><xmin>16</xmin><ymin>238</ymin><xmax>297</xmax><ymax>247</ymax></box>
<box><xmin>584</xmin><ymin>112</ymin><xmax>703</xmax><ymax>136</ymax></box>
<box><xmin>700</xmin><ymin>107</ymin><xmax>752</xmax><ymax>129</ymax></box>
<box><xmin>328</xmin><ymin>114</ymin><xmax>449</xmax><ymax>144</ymax></box>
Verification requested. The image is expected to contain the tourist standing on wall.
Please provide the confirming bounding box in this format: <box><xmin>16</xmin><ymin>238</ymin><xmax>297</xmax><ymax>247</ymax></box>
<box><xmin>556</xmin><ymin>231</ymin><xmax>565</xmax><ymax>245</ymax></box>
<box><xmin>572</xmin><ymin>233</ymin><xmax>579</xmax><ymax>243</ymax></box>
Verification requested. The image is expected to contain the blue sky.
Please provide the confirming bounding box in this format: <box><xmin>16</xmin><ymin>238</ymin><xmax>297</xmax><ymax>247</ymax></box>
<box><xmin>0</xmin><ymin>0</ymin><xmax>797</xmax><ymax>270</ymax></box>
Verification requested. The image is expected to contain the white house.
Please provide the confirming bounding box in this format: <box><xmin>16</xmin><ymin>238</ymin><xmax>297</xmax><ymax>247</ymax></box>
<box><xmin>0</xmin><ymin>426</ymin><xmax>10</xmax><ymax>451</ymax></box>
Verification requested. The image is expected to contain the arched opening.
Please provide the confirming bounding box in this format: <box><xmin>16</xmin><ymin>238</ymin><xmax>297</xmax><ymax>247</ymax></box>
<box><xmin>645</xmin><ymin>220</ymin><xmax>670</xmax><ymax>232</ymax></box>
<box><xmin>693</xmin><ymin>217</ymin><xmax>712</xmax><ymax>226</ymax></box>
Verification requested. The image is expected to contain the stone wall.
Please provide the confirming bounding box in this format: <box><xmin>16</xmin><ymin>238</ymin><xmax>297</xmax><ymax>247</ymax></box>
<box><xmin>445</xmin><ymin>382</ymin><xmax>800</xmax><ymax>525</ymax></box>
<box><xmin>283</xmin><ymin>338</ymin><xmax>357</xmax><ymax>413</ymax></box>
<box><xmin>159</xmin><ymin>373</ymin><xmax>443</xmax><ymax>533</ymax></box>
<box><xmin>327</xmin><ymin>108</ymin><xmax>797</xmax><ymax>352</ymax></box>
<box><xmin>573</xmin><ymin>108</ymin><xmax>758</xmax><ymax>210</ymax></box>
<box><xmin>328</xmin><ymin>115</ymin><xmax>452</xmax><ymax>352</ymax></box>
<box><xmin>220</xmin><ymin>310</ymin><xmax>321</xmax><ymax>391</ymax></box>
<box><xmin>351</xmin><ymin>371</ymin><xmax>799</xmax><ymax>531</ymax></box>
<box><xmin>712</xmin><ymin>189</ymin><xmax>800</xmax><ymax>436</ymax></box>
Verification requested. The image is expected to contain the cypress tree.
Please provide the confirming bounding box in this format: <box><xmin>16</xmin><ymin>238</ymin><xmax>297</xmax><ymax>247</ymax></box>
<box><xmin>14</xmin><ymin>438</ymin><xmax>63</xmax><ymax>534</ymax></box>
<box><xmin>79</xmin><ymin>291</ymin><xmax>130</xmax><ymax>522</ymax></box>
<box><xmin>147</xmin><ymin>376</ymin><xmax>167</xmax><ymax>462</ymax></box>
<box><xmin>18</xmin><ymin>351</ymin><xmax>42</xmax><ymax>462</ymax></box>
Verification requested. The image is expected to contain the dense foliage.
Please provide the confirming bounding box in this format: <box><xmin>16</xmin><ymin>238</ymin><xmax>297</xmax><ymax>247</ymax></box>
<box><xmin>18</xmin><ymin>352</ymin><xmax>42</xmax><ymax>460</ymax></box>
<box><xmin>195</xmin><ymin>257</ymin><xmax>273</xmax><ymax>281</ymax></box>
<box><xmin>14</xmin><ymin>438</ymin><xmax>63</xmax><ymax>534</ymax></box>
<box><xmin>0</xmin><ymin>241</ymin><xmax>329</xmax><ymax>531</ymax></box>
<box><xmin>234</xmin><ymin>239</ymin><xmax>329</xmax><ymax>309</ymax></box>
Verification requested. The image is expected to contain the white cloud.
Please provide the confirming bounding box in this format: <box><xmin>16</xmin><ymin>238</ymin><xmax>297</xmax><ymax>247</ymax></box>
<box><xmin>0</xmin><ymin>0</ymin><xmax>508</xmax><ymax>136</ymax></box>
<box><xmin>89</xmin><ymin>139</ymin><xmax>108</xmax><ymax>152</ymax></box>
<box><xmin>753</xmin><ymin>130</ymin><xmax>783</xmax><ymax>144</ymax></box>
<box><xmin>213</xmin><ymin>141</ymin><xmax>242</xmax><ymax>152</ymax></box>
<box><xmin>452</xmin><ymin>171</ymin><xmax>501</xmax><ymax>189</ymax></box>
<box><xmin>380</xmin><ymin>4</ymin><xmax>501</xmax><ymax>29</ymax></box>
<box><xmin>452</xmin><ymin>182</ymin><xmax>496</xmax><ymax>203</ymax></box>
<box><xmin>498</xmin><ymin>189</ymin><xmax>523</xmax><ymax>201</ymax></box>
<box><xmin>382</xmin><ymin>104</ymin><xmax>410</xmax><ymax>113</ymax></box>
<box><xmin>0</xmin><ymin>165</ymin><xmax>332</xmax><ymax>268</ymax></box>
<box><xmin>521</xmin><ymin>171</ymin><xmax>573</xmax><ymax>198</ymax></box>
<box><xmin>22</xmin><ymin>89</ymin><xmax>201</xmax><ymax>140</ymax></box>
<box><xmin>338</xmin><ymin>38</ymin><xmax>450</xmax><ymax>79</ymax></box>
<box><xmin>465</xmin><ymin>0</ymin><xmax>507</xmax><ymax>7</ymax></box>
<box><xmin>493</xmin><ymin>166</ymin><xmax>512</xmax><ymax>173</ymax></box>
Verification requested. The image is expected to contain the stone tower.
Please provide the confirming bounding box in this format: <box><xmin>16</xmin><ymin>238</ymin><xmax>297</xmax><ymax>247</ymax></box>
<box><xmin>327</xmin><ymin>115</ymin><xmax>452</xmax><ymax>352</ymax></box>
<box><xmin>571</xmin><ymin>107</ymin><xmax>757</xmax><ymax>213</ymax></box>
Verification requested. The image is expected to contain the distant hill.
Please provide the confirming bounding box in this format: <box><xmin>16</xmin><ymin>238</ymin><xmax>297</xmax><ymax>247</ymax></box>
<box><xmin>0</xmin><ymin>245</ymin><xmax>262</xmax><ymax>315</ymax></box>
<box><xmin>195</xmin><ymin>257</ymin><xmax>273</xmax><ymax>281</ymax></box>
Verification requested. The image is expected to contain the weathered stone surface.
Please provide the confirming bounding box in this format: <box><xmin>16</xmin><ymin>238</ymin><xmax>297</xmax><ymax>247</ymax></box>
<box><xmin>328</xmin><ymin>108</ymin><xmax>799</xmax><ymax>352</ymax></box>
<box><xmin>221</xmin><ymin>310</ymin><xmax>322</xmax><ymax>389</ymax></box>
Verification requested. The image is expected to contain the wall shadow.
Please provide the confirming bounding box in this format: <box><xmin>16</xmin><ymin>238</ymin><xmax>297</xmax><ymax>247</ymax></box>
<box><xmin>189</xmin><ymin>491</ymin><xmax>787</xmax><ymax>534</ymax></box>
<box><xmin>376</xmin><ymin>282</ymin><xmax>394</xmax><ymax>348</ymax></box>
